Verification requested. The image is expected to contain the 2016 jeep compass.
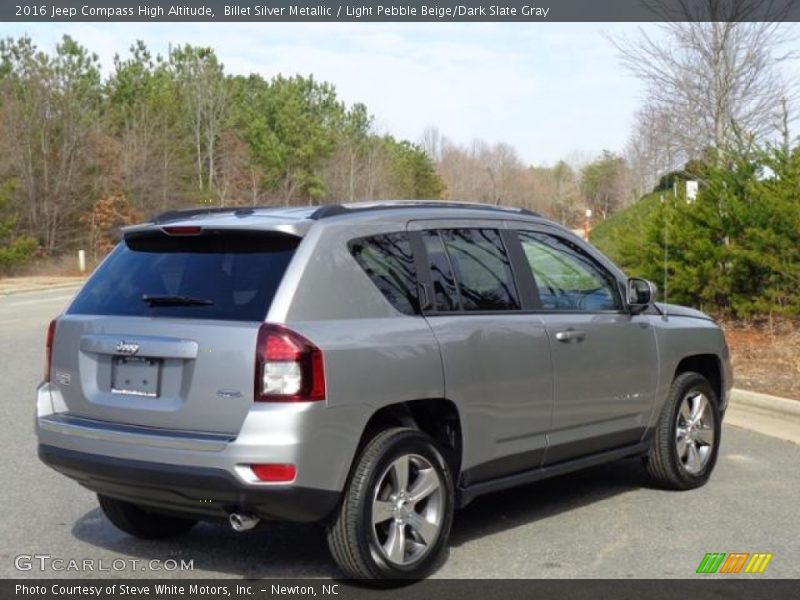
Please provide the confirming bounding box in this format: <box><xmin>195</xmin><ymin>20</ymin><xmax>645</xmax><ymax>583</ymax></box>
<box><xmin>37</xmin><ymin>201</ymin><xmax>731</xmax><ymax>579</ymax></box>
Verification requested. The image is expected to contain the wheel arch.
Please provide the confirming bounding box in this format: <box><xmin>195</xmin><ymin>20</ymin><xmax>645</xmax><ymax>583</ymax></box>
<box><xmin>674</xmin><ymin>354</ymin><xmax>723</xmax><ymax>406</ymax></box>
<box><xmin>356</xmin><ymin>399</ymin><xmax>464</xmax><ymax>478</ymax></box>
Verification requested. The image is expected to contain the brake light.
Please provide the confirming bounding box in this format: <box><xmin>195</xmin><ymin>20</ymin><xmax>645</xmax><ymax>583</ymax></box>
<box><xmin>162</xmin><ymin>225</ymin><xmax>202</xmax><ymax>235</ymax></box>
<box><xmin>251</xmin><ymin>463</ymin><xmax>296</xmax><ymax>482</ymax></box>
<box><xmin>255</xmin><ymin>324</ymin><xmax>325</xmax><ymax>402</ymax></box>
<box><xmin>44</xmin><ymin>319</ymin><xmax>57</xmax><ymax>382</ymax></box>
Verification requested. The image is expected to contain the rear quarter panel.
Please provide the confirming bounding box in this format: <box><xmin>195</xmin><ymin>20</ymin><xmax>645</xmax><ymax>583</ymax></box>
<box><xmin>268</xmin><ymin>218</ymin><xmax>446</xmax><ymax>490</ymax></box>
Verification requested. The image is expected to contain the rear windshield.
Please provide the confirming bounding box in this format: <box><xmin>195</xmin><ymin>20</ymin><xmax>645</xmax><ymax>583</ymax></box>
<box><xmin>68</xmin><ymin>231</ymin><xmax>299</xmax><ymax>322</ymax></box>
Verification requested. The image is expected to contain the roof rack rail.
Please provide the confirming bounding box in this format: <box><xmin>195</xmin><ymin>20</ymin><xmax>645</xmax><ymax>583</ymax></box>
<box><xmin>309</xmin><ymin>201</ymin><xmax>542</xmax><ymax>220</ymax></box>
<box><xmin>150</xmin><ymin>206</ymin><xmax>265</xmax><ymax>224</ymax></box>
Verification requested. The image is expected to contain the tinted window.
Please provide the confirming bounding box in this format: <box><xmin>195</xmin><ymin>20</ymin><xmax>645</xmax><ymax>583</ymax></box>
<box><xmin>517</xmin><ymin>231</ymin><xmax>620</xmax><ymax>311</ymax></box>
<box><xmin>421</xmin><ymin>231</ymin><xmax>460</xmax><ymax>312</ymax></box>
<box><xmin>439</xmin><ymin>229</ymin><xmax>520</xmax><ymax>311</ymax></box>
<box><xmin>350</xmin><ymin>233</ymin><xmax>418</xmax><ymax>315</ymax></box>
<box><xmin>68</xmin><ymin>231</ymin><xmax>299</xmax><ymax>321</ymax></box>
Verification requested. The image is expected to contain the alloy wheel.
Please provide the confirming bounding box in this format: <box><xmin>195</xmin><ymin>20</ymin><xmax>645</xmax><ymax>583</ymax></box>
<box><xmin>370</xmin><ymin>453</ymin><xmax>444</xmax><ymax>566</ymax></box>
<box><xmin>675</xmin><ymin>391</ymin><xmax>716</xmax><ymax>474</ymax></box>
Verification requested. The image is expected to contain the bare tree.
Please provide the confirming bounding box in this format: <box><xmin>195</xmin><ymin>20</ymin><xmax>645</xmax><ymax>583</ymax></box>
<box><xmin>436</xmin><ymin>137</ymin><xmax>526</xmax><ymax>205</ymax></box>
<box><xmin>420</xmin><ymin>125</ymin><xmax>443</xmax><ymax>163</ymax></box>
<box><xmin>611</xmin><ymin>5</ymin><xmax>796</xmax><ymax>162</ymax></box>
<box><xmin>480</xmin><ymin>141</ymin><xmax>523</xmax><ymax>205</ymax></box>
<box><xmin>171</xmin><ymin>46</ymin><xmax>228</xmax><ymax>198</ymax></box>
<box><xmin>548</xmin><ymin>161</ymin><xmax>582</xmax><ymax>225</ymax></box>
<box><xmin>625</xmin><ymin>103</ymin><xmax>685</xmax><ymax>195</ymax></box>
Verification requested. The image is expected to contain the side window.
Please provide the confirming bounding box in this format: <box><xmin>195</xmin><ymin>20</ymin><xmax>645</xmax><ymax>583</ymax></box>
<box><xmin>439</xmin><ymin>228</ymin><xmax>520</xmax><ymax>311</ymax></box>
<box><xmin>349</xmin><ymin>232</ymin><xmax>419</xmax><ymax>315</ymax></box>
<box><xmin>421</xmin><ymin>230</ymin><xmax>460</xmax><ymax>312</ymax></box>
<box><xmin>517</xmin><ymin>231</ymin><xmax>621</xmax><ymax>312</ymax></box>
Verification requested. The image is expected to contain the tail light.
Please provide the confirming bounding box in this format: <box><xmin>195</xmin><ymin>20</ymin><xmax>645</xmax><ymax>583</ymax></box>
<box><xmin>44</xmin><ymin>319</ymin><xmax>57</xmax><ymax>382</ymax></box>
<box><xmin>255</xmin><ymin>324</ymin><xmax>325</xmax><ymax>402</ymax></box>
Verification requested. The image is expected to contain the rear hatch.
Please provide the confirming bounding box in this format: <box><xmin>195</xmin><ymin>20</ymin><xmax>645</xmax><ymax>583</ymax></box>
<box><xmin>51</xmin><ymin>227</ymin><xmax>299</xmax><ymax>435</ymax></box>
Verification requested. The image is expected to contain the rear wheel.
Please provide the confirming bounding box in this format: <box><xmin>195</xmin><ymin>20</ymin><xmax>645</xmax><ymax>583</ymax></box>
<box><xmin>98</xmin><ymin>495</ymin><xmax>197</xmax><ymax>539</ymax></box>
<box><xmin>326</xmin><ymin>428</ymin><xmax>454</xmax><ymax>580</ymax></box>
<box><xmin>645</xmin><ymin>372</ymin><xmax>721</xmax><ymax>490</ymax></box>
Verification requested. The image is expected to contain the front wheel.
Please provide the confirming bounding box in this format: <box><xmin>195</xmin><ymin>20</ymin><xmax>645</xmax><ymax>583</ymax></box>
<box><xmin>326</xmin><ymin>428</ymin><xmax>454</xmax><ymax>580</ymax></box>
<box><xmin>645</xmin><ymin>371</ymin><xmax>721</xmax><ymax>490</ymax></box>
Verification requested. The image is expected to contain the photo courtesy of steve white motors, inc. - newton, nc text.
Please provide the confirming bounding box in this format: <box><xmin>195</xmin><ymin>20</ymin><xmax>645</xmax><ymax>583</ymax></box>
<box><xmin>0</xmin><ymin>0</ymin><xmax>799</xmax><ymax>599</ymax></box>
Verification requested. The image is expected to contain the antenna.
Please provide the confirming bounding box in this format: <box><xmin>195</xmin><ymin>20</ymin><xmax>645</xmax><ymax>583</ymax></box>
<box><xmin>661</xmin><ymin>185</ymin><xmax>676</xmax><ymax>321</ymax></box>
<box><xmin>663</xmin><ymin>194</ymin><xmax>668</xmax><ymax>319</ymax></box>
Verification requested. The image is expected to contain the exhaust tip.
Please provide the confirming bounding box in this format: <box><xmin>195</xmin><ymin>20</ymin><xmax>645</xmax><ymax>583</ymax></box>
<box><xmin>229</xmin><ymin>512</ymin><xmax>260</xmax><ymax>532</ymax></box>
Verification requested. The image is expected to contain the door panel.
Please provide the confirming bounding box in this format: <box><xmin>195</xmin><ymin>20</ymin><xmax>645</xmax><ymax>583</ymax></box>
<box><xmin>538</xmin><ymin>313</ymin><xmax>658</xmax><ymax>463</ymax></box>
<box><xmin>514</xmin><ymin>229</ymin><xmax>659</xmax><ymax>464</ymax></box>
<box><xmin>425</xmin><ymin>315</ymin><xmax>553</xmax><ymax>483</ymax></box>
<box><xmin>409</xmin><ymin>222</ymin><xmax>554</xmax><ymax>483</ymax></box>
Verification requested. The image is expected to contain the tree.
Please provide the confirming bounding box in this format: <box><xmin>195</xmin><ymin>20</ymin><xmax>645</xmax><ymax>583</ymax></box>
<box><xmin>625</xmin><ymin>103</ymin><xmax>685</xmax><ymax>195</ymax></box>
<box><xmin>436</xmin><ymin>137</ymin><xmax>525</xmax><ymax>205</ymax></box>
<box><xmin>323</xmin><ymin>103</ymin><xmax>375</xmax><ymax>202</ymax></box>
<box><xmin>596</xmin><ymin>140</ymin><xmax>800</xmax><ymax>318</ymax></box>
<box><xmin>580</xmin><ymin>151</ymin><xmax>632</xmax><ymax>218</ymax></box>
<box><xmin>170</xmin><ymin>45</ymin><xmax>228</xmax><ymax>201</ymax></box>
<box><xmin>231</xmin><ymin>74</ymin><xmax>344</xmax><ymax>203</ymax></box>
<box><xmin>0</xmin><ymin>35</ymin><xmax>102</xmax><ymax>253</ymax></box>
<box><xmin>480</xmin><ymin>141</ymin><xmax>523</xmax><ymax>205</ymax></box>
<box><xmin>381</xmin><ymin>137</ymin><xmax>443</xmax><ymax>199</ymax></box>
<box><xmin>612</xmin><ymin>10</ymin><xmax>796</xmax><ymax>162</ymax></box>
<box><xmin>106</xmin><ymin>41</ymin><xmax>190</xmax><ymax>213</ymax></box>
<box><xmin>549</xmin><ymin>160</ymin><xmax>582</xmax><ymax>225</ymax></box>
<box><xmin>0</xmin><ymin>34</ymin><xmax>537</xmax><ymax>264</ymax></box>
<box><xmin>0</xmin><ymin>178</ymin><xmax>36</xmax><ymax>273</ymax></box>
<box><xmin>83</xmin><ymin>192</ymin><xmax>139</xmax><ymax>259</ymax></box>
<box><xmin>420</xmin><ymin>125</ymin><xmax>443</xmax><ymax>163</ymax></box>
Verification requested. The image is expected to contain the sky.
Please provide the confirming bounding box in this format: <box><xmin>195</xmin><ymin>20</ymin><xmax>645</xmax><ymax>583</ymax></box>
<box><xmin>0</xmin><ymin>22</ymin><xmax>660</xmax><ymax>165</ymax></box>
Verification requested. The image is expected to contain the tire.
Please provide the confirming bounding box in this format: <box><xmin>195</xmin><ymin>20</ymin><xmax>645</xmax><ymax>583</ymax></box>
<box><xmin>326</xmin><ymin>427</ymin><xmax>455</xmax><ymax>581</ymax></box>
<box><xmin>98</xmin><ymin>495</ymin><xmax>197</xmax><ymax>539</ymax></box>
<box><xmin>644</xmin><ymin>371</ymin><xmax>721</xmax><ymax>490</ymax></box>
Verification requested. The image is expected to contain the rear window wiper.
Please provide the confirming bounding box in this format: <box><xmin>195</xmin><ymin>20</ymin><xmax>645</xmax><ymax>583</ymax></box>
<box><xmin>141</xmin><ymin>294</ymin><xmax>214</xmax><ymax>306</ymax></box>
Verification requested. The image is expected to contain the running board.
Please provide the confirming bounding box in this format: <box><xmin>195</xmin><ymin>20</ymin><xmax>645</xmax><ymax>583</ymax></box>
<box><xmin>456</xmin><ymin>441</ymin><xmax>650</xmax><ymax>508</ymax></box>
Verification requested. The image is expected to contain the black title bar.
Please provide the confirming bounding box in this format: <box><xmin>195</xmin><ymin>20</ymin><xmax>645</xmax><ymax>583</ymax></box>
<box><xmin>5</xmin><ymin>579</ymin><xmax>800</xmax><ymax>600</ymax></box>
<box><xmin>4</xmin><ymin>0</ymin><xmax>800</xmax><ymax>22</ymax></box>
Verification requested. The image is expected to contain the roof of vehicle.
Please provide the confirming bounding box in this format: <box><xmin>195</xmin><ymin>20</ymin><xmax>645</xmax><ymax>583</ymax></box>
<box><xmin>137</xmin><ymin>200</ymin><xmax>548</xmax><ymax>231</ymax></box>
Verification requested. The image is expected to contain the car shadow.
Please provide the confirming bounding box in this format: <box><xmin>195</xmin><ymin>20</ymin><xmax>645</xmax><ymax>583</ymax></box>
<box><xmin>71</xmin><ymin>508</ymin><xmax>338</xmax><ymax>578</ymax></box>
<box><xmin>71</xmin><ymin>457</ymin><xmax>651</xmax><ymax>578</ymax></box>
<box><xmin>449</xmin><ymin>457</ymin><xmax>650</xmax><ymax>547</ymax></box>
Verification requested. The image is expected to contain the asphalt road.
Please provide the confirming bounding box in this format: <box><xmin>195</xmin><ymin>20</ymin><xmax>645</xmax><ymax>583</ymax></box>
<box><xmin>1</xmin><ymin>287</ymin><xmax>798</xmax><ymax>579</ymax></box>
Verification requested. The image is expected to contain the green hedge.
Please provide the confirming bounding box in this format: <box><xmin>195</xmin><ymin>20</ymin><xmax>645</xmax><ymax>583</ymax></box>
<box><xmin>589</xmin><ymin>145</ymin><xmax>800</xmax><ymax>318</ymax></box>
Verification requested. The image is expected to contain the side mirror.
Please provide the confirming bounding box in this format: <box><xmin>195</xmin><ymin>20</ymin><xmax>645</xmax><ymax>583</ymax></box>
<box><xmin>626</xmin><ymin>277</ymin><xmax>656</xmax><ymax>314</ymax></box>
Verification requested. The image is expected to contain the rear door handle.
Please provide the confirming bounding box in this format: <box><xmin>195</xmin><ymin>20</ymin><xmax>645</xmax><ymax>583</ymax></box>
<box><xmin>554</xmin><ymin>329</ymin><xmax>586</xmax><ymax>343</ymax></box>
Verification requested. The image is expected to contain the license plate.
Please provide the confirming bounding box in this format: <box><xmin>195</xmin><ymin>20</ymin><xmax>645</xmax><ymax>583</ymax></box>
<box><xmin>111</xmin><ymin>356</ymin><xmax>161</xmax><ymax>397</ymax></box>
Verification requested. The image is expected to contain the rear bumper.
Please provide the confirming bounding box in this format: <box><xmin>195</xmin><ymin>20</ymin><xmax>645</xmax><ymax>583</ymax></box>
<box><xmin>38</xmin><ymin>444</ymin><xmax>339</xmax><ymax>522</ymax></box>
<box><xmin>35</xmin><ymin>382</ymin><xmax>369</xmax><ymax>523</ymax></box>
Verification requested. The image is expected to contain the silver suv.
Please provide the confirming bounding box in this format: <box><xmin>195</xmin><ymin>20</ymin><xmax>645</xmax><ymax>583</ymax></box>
<box><xmin>37</xmin><ymin>201</ymin><xmax>731</xmax><ymax>579</ymax></box>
